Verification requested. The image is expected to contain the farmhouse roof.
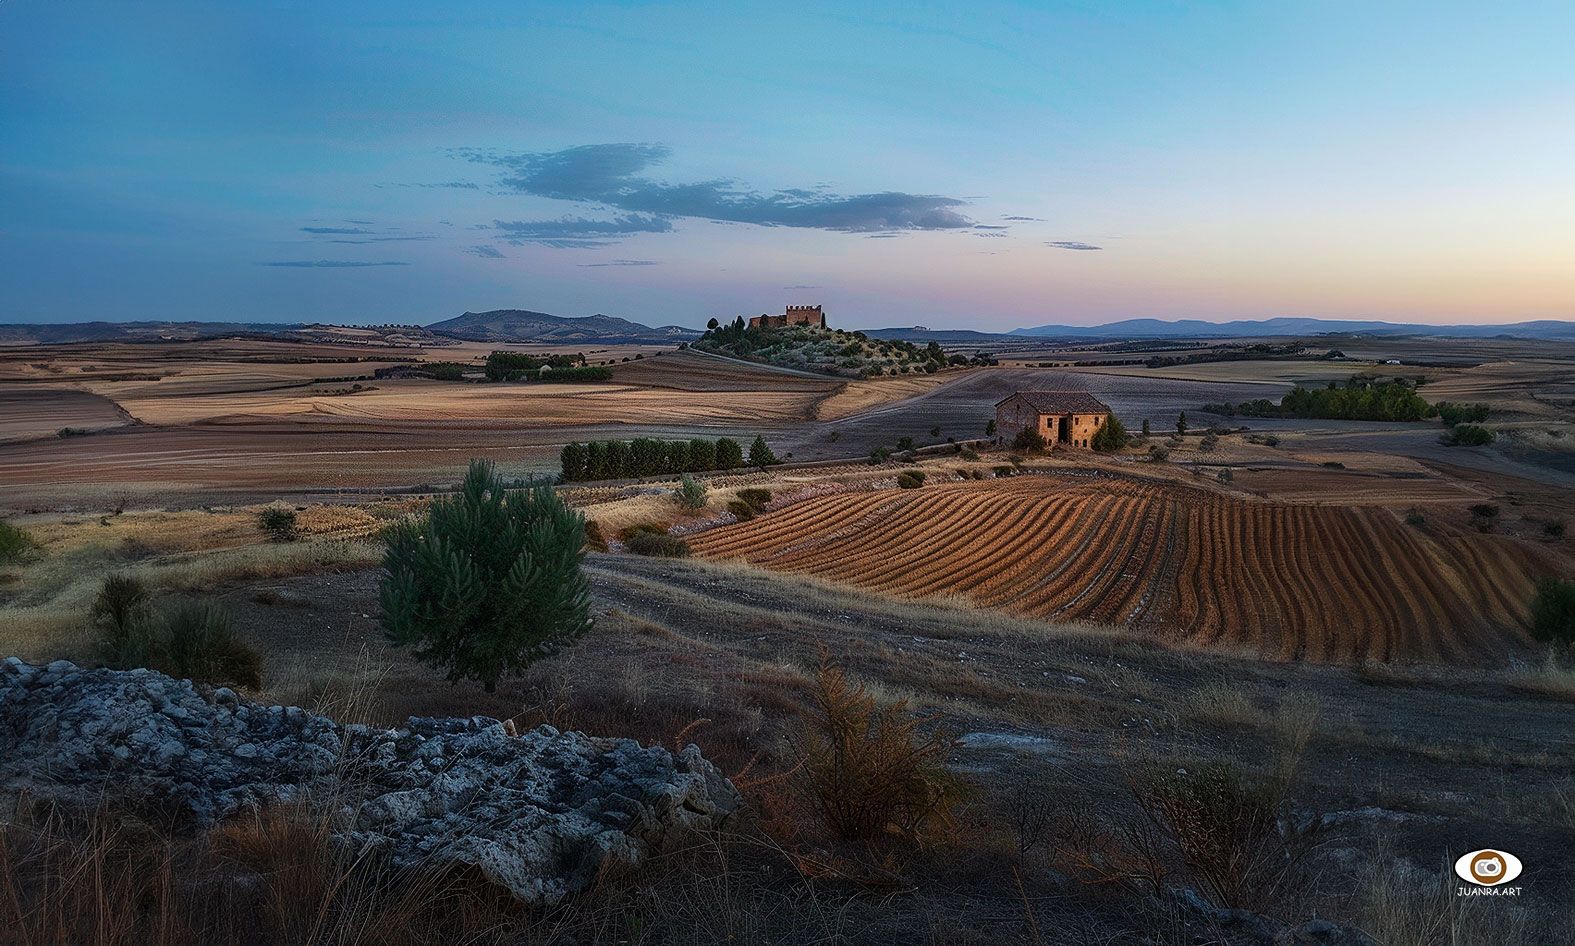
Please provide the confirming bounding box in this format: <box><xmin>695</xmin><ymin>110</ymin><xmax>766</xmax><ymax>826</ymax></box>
<box><xmin>995</xmin><ymin>390</ymin><xmax>1111</xmax><ymax>414</ymax></box>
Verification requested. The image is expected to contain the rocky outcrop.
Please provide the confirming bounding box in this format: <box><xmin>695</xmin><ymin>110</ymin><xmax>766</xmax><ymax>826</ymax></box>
<box><xmin>0</xmin><ymin>658</ymin><xmax>742</xmax><ymax>904</ymax></box>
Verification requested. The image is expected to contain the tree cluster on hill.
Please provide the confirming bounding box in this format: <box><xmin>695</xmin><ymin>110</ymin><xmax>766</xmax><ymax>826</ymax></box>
<box><xmin>560</xmin><ymin>436</ymin><xmax>758</xmax><ymax>481</ymax></box>
<box><xmin>692</xmin><ymin>318</ymin><xmax>991</xmax><ymax>378</ymax></box>
<box><xmin>484</xmin><ymin>351</ymin><xmax>609</xmax><ymax>382</ymax></box>
<box><xmin>1202</xmin><ymin>378</ymin><xmax>1432</xmax><ymax>422</ymax></box>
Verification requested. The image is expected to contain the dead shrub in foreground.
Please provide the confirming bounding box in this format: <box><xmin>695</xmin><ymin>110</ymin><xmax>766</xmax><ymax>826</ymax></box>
<box><xmin>1054</xmin><ymin>700</ymin><xmax>1323</xmax><ymax>915</ymax></box>
<box><xmin>798</xmin><ymin>655</ymin><xmax>964</xmax><ymax>846</ymax></box>
<box><xmin>1129</xmin><ymin>759</ymin><xmax>1321</xmax><ymax>912</ymax></box>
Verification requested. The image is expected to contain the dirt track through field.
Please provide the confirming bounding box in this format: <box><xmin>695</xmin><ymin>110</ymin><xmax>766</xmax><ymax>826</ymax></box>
<box><xmin>688</xmin><ymin>474</ymin><xmax>1565</xmax><ymax>663</ymax></box>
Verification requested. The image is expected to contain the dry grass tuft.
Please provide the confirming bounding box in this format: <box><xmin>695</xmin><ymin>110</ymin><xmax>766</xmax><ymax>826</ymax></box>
<box><xmin>0</xmin><ymin>795</ymin><xmax>503</xmax><ymax>946</ymax></box>
<box><xmin>1504</xmin><ymin>652</ymin><xmax>1575</xmax><ymax>702</ymax></box>
<box><xmin>1183</xmin><ymin>682</ymin><xmax>1259</xmax><ymax>728</ymax></box>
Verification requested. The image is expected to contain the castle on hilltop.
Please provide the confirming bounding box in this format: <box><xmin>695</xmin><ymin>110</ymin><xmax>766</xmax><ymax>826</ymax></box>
<box><xmin>749</xmin><ymin>304</ymin><xmax>825</xmax><ymax>330</ymax></box>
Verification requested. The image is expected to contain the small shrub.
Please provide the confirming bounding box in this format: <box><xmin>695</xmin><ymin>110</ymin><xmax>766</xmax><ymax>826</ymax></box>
<box><xmin>1469</xmin><ymin>503</ymin><xmax>1500</xmax><ymax>519</ymax></box>
<box><xmin>1011</xmin><ymin>785</ymin><xmax>1055</xmax><ymax>859</ymax></box>
<box><xmin>1131</xmin><ymin>759</ymin><xmax>1316</xmax><ymax>911</ymax></box>
<box><xmin>895</xmin><ymin>436</ymin><xmax>915</xmax><ymax>452</ymax></box>
<box><xmin>0</xmin><ymin>519</ymin><xmax>38</xmax><ymax>566</ymax></box>
<box><xmin>1444</xmin><ymin>424</ymin><xmax>1494</xmax><ymax>446</ymax></box>
<box><xmin>869</xmin><ymin>446</ymin><xmax>892</xmax><ymax>465</ymax></box>
<box><xmin>674</xmin><ymin>473</ymin><xmax>708</xmax><ymax>509</ymax></box>
<box><xmin>1404</xmin><ymin>509</ymin><xmax>1426</xmax><ymax>527</ymax></box>
<box><xmin>1012</xmin><ymin>428</ymin><xmax>1046</xmax><ymax>452</ymax></box>
<box><xmin>960</xmin><ymin>448</ymin><xmax>979</xmax><ymax>461</ymax></box>
<box><xmin>257</xmin><ymin>504</ymin><xmax>299</xmax><ymax>542</ymax></box>
<box><xmin>625</xmin><ymin>528</ymin><xmax>691</xmax><ymax>558</ymax></box>
<box><xmin>1199</xmin><ymin>433</ymin><xmax>1219</xmax><ymax>453</ymax></box>
<box><xmin>1320</xmin><ymin>460</ymin><xmax>1344</xmax><ymax>469</ymax></box>
<box><xmin>736</xmin><ymin>487</ymin><xmax>772</xmax><ymax>513</ymax></box>
<box><xmin>727</xmin><ymin>500</ymin><xmax>756</xmax><ymax>521</ymax></box>
<box><xmin>1530</xmin><ymin>578</ymin><xmax>1575</xmax><ymax>645</ymax></box>
<box><xmin>1543</xmin><ymin>519</ymin><xmax>1565</xmax><ymax>539</ymax></box>
<box><xmin>583</xmin><ymin>519</ymin><xmax>606</xmax><ymax>551</ymax></box>
<box><xmin>157</xmin><ymin>600</ymin><xmax>263</xmax><ymax>689</ymax></box>
<box><xmin>1436</xmin><ymin>401</ymin><xmax>1490</xmax><ymax>426</ymax></box>
<box><xmin>896</xmin><ymin>470</ymin><xmax>926</xmax><ymax>489</ymax></box>
<box><xmin>1216</xmin><ymin>468</ymin><xmax>1233</xmax><ymax>484</ymax></box>
<box><xmin>800</xmin><ymin>656</ymin><xmax>963</xmax><ymax>843</ymax></box>
<box><xmin>992</xmin><ymin>465</ymin><xmax>1015</xmax><ymax>477</ymax></box>
<box><xmin>1148</xmin><ymin>445</ymin><xmax>1170</xmax><ymax>463</ymax></box>
<box><xmin>93</xmin><ymin>575</ymin><xmax>156</xmax><ymax>669</ymax></box>
<box><xmin>928</xmin><ymin>426</ymin><xmax>940</xmax><ymax>438</ymax></box>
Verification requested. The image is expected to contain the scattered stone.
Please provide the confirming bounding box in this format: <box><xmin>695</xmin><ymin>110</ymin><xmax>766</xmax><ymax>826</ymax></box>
<box><xmin>956</xmin><ymin>731</ymin><xmax>1063</xmax><ymax>757</ymax></box>
<box><xmin>1169</xmin><ymin>887</ymin><xmax>1377</xmax><ymax>946</ymax></box>
<box><xmin>0</xmin><ymin>660</ymin><xmax>742</xmax><ymax>904</ymax></box>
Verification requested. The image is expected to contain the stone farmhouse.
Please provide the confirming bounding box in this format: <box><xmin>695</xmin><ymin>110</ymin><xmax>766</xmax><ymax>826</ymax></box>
<box><xmin>994</xmin><ymin>391</ymin><xmax>1111</xmax><ymax>448</ymax></box>
<box><xmin>749</xmin><ymin>304</ymin><xmax>825</xmax><ymax>330</ymax></box>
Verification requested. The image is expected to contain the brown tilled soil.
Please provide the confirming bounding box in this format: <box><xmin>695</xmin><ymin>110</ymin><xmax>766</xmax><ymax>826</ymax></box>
<box><xmin>687</xmin><ymin>472</ymin><xmax>1572</xmax><ymax>663</ymax></box>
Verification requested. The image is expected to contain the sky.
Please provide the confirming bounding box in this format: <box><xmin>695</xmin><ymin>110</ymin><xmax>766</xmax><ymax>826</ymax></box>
<box><xmin>2</xmin><ymin>1</ymin><xmax>1573</xmax><ymax>332</ymax></box>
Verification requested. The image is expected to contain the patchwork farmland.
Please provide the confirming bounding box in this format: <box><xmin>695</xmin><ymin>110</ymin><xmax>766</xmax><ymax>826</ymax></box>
<box><xmin>688</xmin><ymin>474</ymin><xmax>1560</xmax><ymax>662</ymax></box>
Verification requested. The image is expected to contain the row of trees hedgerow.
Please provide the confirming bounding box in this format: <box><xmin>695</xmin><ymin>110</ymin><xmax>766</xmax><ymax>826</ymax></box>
<box><xmin>1203</xmin><ymin>378</ymin><xmax>1433</xmax><ymax>422</ymax></box>
<box><xmin>560</xmin><ymin>435</ymin><xmax>779</xmax><ymax>482</ymax></box>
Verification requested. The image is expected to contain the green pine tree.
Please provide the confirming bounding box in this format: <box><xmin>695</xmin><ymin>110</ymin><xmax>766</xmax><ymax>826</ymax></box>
<box><xmin>380</xmin><ymin>459</ymin><xmax>592</xmax><ymax>692</ymax></box>
<box><xmin>1091</xmin><ymin>413</ymin><xmax>1128</xmax><ymax>452</ymax></box>
<box><xmin>715</xmin><ymin>437</ymin><xmax>744</xmax><ymax>469</ymax></box>
<box><xmin>748</xmin><ymin>435</ymin><xmax>779</xmax><ymax>470</ymax></box>
<box><xmin>559</xmin><ymin>442</ymin><xmax>587</xmax><ymax>482</ymax></box>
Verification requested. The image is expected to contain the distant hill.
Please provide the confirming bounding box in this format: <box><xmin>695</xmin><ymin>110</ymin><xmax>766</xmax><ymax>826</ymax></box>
<box><xmin>861</xmin><ymin>327</ymin><xmax>1011</xmax><ymax>342</ymax></box>
<box><xmin>0</xmin><ymin>321</ymin><xmax>447</xmax><ymax>348</ymax></box>
<box><xmin>0</xmin><ymin>321</ymin><xmax>291</xmax><ymax>345</ymax></box>
<box><xmin>428</xmin><ymin>309</ymin><xmax>699</xmax><ymax>343</ymax></box>
<box><xmin>1009</xmin><ymin>317</ymin><xmax>1575</xmax><ymax>341</ymax></box>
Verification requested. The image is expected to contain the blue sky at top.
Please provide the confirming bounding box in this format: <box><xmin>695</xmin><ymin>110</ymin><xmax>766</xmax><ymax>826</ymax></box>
<box><xmin>2</xmin><ymin>0</ymin><xmax>1572</xmax><ymax>329</ymax></box>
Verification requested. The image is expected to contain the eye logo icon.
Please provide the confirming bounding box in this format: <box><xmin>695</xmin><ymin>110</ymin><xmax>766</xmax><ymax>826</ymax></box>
<box><xmin>1454</xmin><ymin>849</ymin><xmax>1522</xmax><ymax>887</ymax></box>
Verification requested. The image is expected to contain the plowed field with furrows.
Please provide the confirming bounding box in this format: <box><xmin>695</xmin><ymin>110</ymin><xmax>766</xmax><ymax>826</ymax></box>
<box><xmin>687</xmin><ymin>475</ymin><xmax>1563</xmax><ymax>662</ymax></box>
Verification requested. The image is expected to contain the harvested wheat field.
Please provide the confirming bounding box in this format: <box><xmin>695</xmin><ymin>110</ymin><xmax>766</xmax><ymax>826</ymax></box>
<box><xmin>688</xmin><ymin>474</ymin><xmax>1567</xmax><ymax>663</ymax></box>
<box><xmin>0</xmin><ymin>388</ymin><xmax>133</xmax><ymax>442</ymax></box>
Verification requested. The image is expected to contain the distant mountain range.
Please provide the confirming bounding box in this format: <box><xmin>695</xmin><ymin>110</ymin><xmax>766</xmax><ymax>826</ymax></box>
<box><xmin>0</xmin><ymin>321</ymin><xmax>288</xmax><ymax>345</ymax></box>
<box><xmin>1009</xmin><ymin>317</ymin><xmax>1575</xmax><ymax>341</ymax></box>
<box><xmin>861</xmin><ymin>327</ymin><xmax>1008</xmax><ymax>343</ymax></box>
<box><xmin>5</xmin><ymin>313</ymin><xmax>1572</xmax><ymax>347</ymax></box>
<box><xmin>427</xmin><ymin>309</ymin><xmax>699</xmax><ymax>343</ymax></box>
<box><xmin>0</xmin><ymin>310</ymin><xmax>700</xmax><ymax>346</ymax></box>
